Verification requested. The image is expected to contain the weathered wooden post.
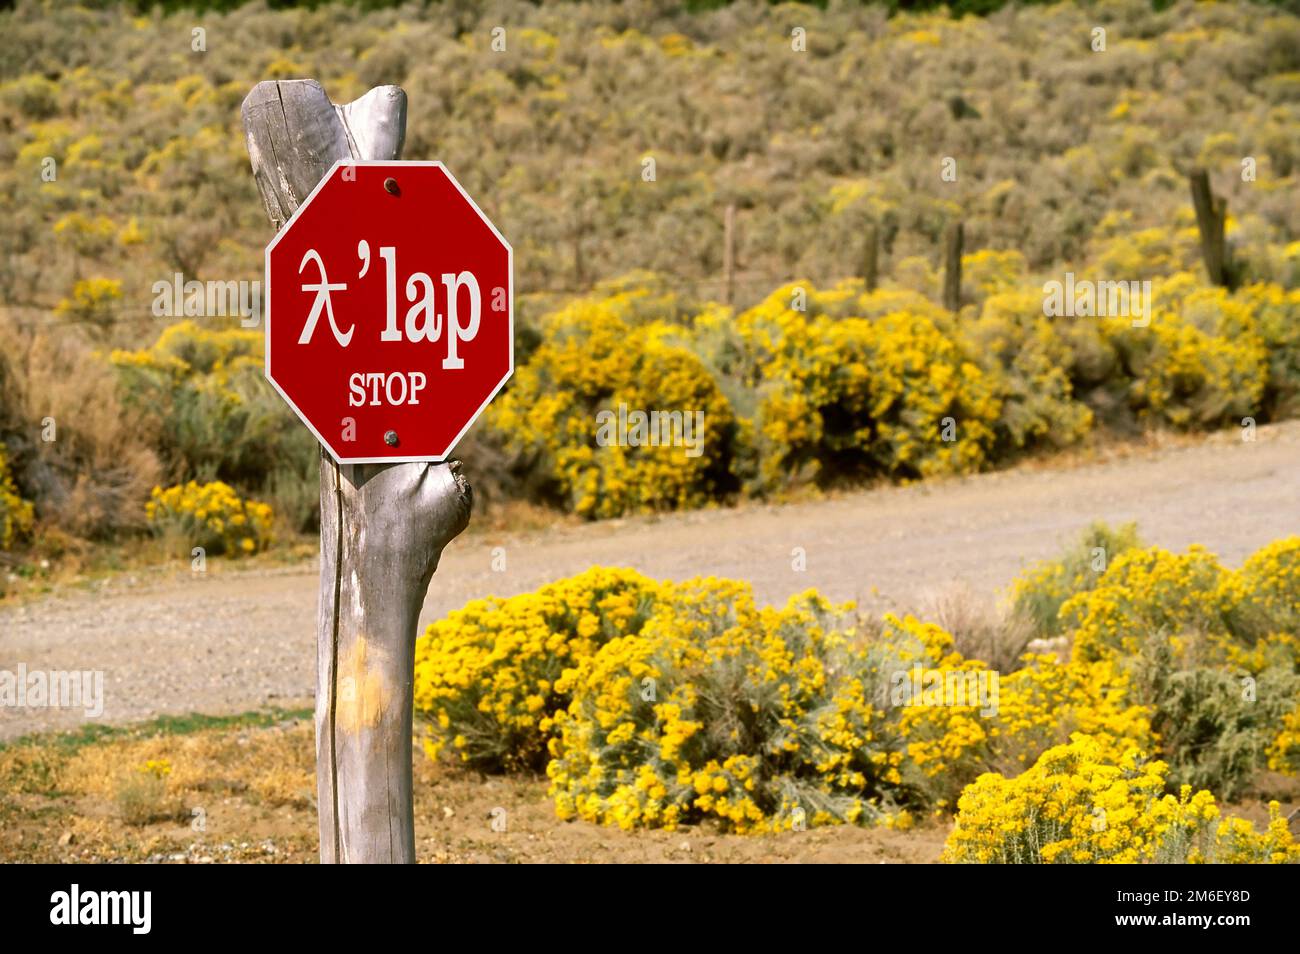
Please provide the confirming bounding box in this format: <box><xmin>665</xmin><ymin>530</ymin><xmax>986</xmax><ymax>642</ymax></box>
<box><xmin>242</xmin><ymin>79</ymin><xmax>473</xmax><ymax>863</ymax></box>
<box><xmin>1189</xmin><ymin>168</ymin><xmax>1234</xmax><ymax>289</ymax></box>
<box><xmin>572</xmin><ymin>207</ymin><xmax>586</xmax><ymax>291</ymax></box>
<box><xmin>942</xmin><ymin>220</ymin><xmax>963</xmax><ymax>312</ymax></box>
<box><xmin>723</xmin><ymin>202</ymin><xmax>736</xmax><ymax>306</ymax></box>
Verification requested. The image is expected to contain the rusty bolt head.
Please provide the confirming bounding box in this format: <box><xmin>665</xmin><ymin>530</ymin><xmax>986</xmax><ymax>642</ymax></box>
<box><xmin>384</xmin><ymin>177</ymin><xmax>400</xmax><ymax>196</ymax></box>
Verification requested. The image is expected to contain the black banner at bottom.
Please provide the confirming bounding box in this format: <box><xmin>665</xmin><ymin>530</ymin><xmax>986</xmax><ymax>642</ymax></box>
<box><xmin>0</xmin><ymin>862</ymin><xmax>1279</xmax><ymax>941</ymax></box>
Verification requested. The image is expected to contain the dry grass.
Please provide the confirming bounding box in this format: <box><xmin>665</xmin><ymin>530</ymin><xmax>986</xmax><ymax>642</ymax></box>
<box><xmin>1</xmin><ymin>313</ymin><xmax>161</xmax><ymax>539</ymax></box>
<box><xmin>114</xmin><ymin>771</ymin><xmax>188</xmax><ymax>827</ymax></box>
<box><xmin>918</xmin><ymin>583</ymin><xmax>1036</xmax><ymax>673</ymax></box>
<box><xmin>60</xmin><ymin>722</ymin><xmax>315</xmax><ymax>808</ymax></box>
<box><xmin>0</xmin><ymin>710</ymin><xmax>949</xmax><ymax>863</ymax></box>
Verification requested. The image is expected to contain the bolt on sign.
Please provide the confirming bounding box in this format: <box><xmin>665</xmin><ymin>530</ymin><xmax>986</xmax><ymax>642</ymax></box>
<box><xmin>265</xmin><ymin>160</ymin><xmax>513</xmax><ymax>463</ymax></box>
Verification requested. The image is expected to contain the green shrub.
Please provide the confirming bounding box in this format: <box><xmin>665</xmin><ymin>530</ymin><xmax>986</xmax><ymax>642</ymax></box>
<box><xmin>112</xmin><ymin>321</ymin><xmax>318</xmax><ymax>533</ymax></box>
<box><xmin>1129</xmin><ymin>632</ymin><xmax>1300</xmax><ymax>799</ymax></box>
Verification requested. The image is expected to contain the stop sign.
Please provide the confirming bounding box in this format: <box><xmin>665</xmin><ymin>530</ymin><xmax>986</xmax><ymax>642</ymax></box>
<box><xmin>265</xmin><ymin>160</ymin><xmax>512</xmax><ymax>463</ymax></box>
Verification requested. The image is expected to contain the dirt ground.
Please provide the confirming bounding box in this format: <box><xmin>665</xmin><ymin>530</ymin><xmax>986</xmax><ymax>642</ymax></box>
<box><xmin>3</xmin><ymin>421</ymin><xmax>1299</xmax><ymax>740</ymax></box>
<box><xmin>4</xmin><ymin>713</ymin><xmax>1294</xmax><ymax>864</ymax></box>
<box><xmin>0</xmin><ymin>716</ymin><xmax>952</xmax><ymax>863</ymax></box>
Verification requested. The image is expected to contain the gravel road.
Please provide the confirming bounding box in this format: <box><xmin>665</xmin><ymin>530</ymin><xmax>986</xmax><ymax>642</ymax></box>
<box><xmin>3</xmin><ymin>422</ymin><xmax>1298</xmax><ymax>740</ymax></box>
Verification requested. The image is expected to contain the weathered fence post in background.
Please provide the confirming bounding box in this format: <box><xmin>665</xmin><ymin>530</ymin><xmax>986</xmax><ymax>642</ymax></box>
<box><xmin>1189</xmin><ymin>169</ymin><xmax>1234</xmax><ymax>289</ymax></box>
<box><xmin>573</xmin><ymin>207</ymin><xmax>586</xmax><ymax>291</ymax></box>
<box><xmin>242</xmin><ymin>79</ymin><xmax>472</xmax><ymax>863</ymax></box>
<box><xmin>723</xmin><ymin>203</ymin><xmax>736</xmax><ymax>306</ymax></box>
<box><xmin>862</xmin><ymin>222</ymin><xmax>879</xmax><ymax>293</ymax></box>
<box><xmin>942</xmin><ymin>221</ymin><xmax>963</xmax><ymax>312</ymax></box>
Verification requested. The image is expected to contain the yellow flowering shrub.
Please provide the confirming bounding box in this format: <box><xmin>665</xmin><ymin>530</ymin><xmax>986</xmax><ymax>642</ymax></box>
<box><xmin>0</xmin><ymin>442</ymin><xmax>35</xmax><ymax>550</ymax></box>
<box><xmin>959</xmin><ymin>291</ymin><xmax>1093</xmax><ymax>454</ymax></box>
<box><xmin>945</xmin><ymin>734</ymin><xmax>1189</xmax><ymax>863</ymax></box>
<box><xmin>1239</xmin><ymin>282</ymin><xmax>1300</xmax><ymax>419</ymax></box>
<box><xmin>412</xmin><ymin>533</ymin><xmax>1300</xmax><ymax>842</ymax></box>
<box><xmin>1104</xmin><ymin>286</ymin><xmax>1268</xmax><ymax>430</ymax></box>
<box><xmin>128</xmin><ymin>319</ymin><xmax>263</xmax><ymax>375</ymax></box>
<box><xmin>1212</xmin><ymin>803</ymin><xmax>1300</xmax><ymax>864</ymax></box>
<box><xmin>902</xmin><ymin>525</ymin><xmax>1298</xmax><ymax>809</ymax></box>
<box><xmin>413</xmin><ymin>567</ymin><xmax>662</xmax><ymax>771</ymax></box>
<box><xmin>998</xmin><ymin>657</ymin><xmax>1154</xmax><ymax>764</ymax></box>
<box><xmin>416</xmin><ymin>565</ymin><xmax>963</xmax><ymax>824</ymax></box>
<box><xmin>1267</xmin><ymin>703</ymin><xmax>1300</xmax><ymax>775</ymax></box>
<box><xmin>1056</xmin><ymin>534</ymin><xmax>1300</xmax><ymax>666</ymax></box>
<box><xmin>487</xmin><ymin>299</ymin><xmax>739</xmax><ymax>518</ymax></box>
<box><xmin>1011</xmin><ymin>522</ymin><xmax>1142</xmax><ymax>637</ymax></box>
<box><xmin>140</xmin><ymin>758</ymin><xmax>172</xmax><ymax>779</ymax></box>
<box><xmin>961</xmin><ymin>248</ymin><xmax>1028</xmax><ymax>299</ymax></box>
<box><xmin>111</xmin><ymin>321</ymin><xmax>265</xmax><ymax>413</ymax></box>
<box><xmin>489</xmin><ymin>266</ymin><xmax>1300</xmax><ymax>518</ymax></box>
<box><xmin>1056</xmin><ymin>536</ymin><xmax>1300</xmax><ymax>797</ymax></box>
<box><xmin>898</xmin><ymin>652</ymin><xmax>1153</xmax><ymax>808</ymax></box>
<box><xmin>1091</xmin><ymin>226</ymin><xmax>1200</xmax><ymax>281</ymax></box>
<box><xmin>547</xmin><ymin>581</ymin><xmax>918</xmax><ymax>833</ymax></box>
<box><xmin>54</xmin><ymin>276</ymin><xmax>123</xmax><ymax>327</ymax></box>
<box><xmin>145</xmin><ymin>480</ymin><xmax>273</xmax><ymax>556</ymax></box>
<box><xmin>52</xmin><ymin>211</ymin><xmax>116</xmax><ymax>256</ymax></box>
<box><xmin>943</xmin><ymin>733</ymin><xmax>1299</xmax><ymax>864</ymax></box>
<box><xmin>1062</xmin><ymin>544</ymin><xmax>1238</xmax><ymax>664</ymax></box>
<box><xmin>737</xmin><ymin>284</ymin><xmax>1002</xmax><ymax>488</ymax></box>
<box><xmin>1233</xmin><ymin>536</ymin><xmax>1300</xmax><ymax>636</ymax></box>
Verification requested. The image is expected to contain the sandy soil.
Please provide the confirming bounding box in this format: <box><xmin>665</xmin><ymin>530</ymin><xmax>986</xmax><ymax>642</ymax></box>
<box><xmin>0</xmin><ymin>720</ymin><xmax>953</xmax><ymax>863</ymax></box>
<box><xmin>3</xmin><ymin>421</ymin><xmax>1299</xmax><ymax>740</ymax></box>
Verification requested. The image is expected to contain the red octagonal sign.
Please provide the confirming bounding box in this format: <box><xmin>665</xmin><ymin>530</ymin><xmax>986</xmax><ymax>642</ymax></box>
<box><xmin>266</xmin><ymin>160</ymin><xmax>512</xmax><ymax>463</ymax></box>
